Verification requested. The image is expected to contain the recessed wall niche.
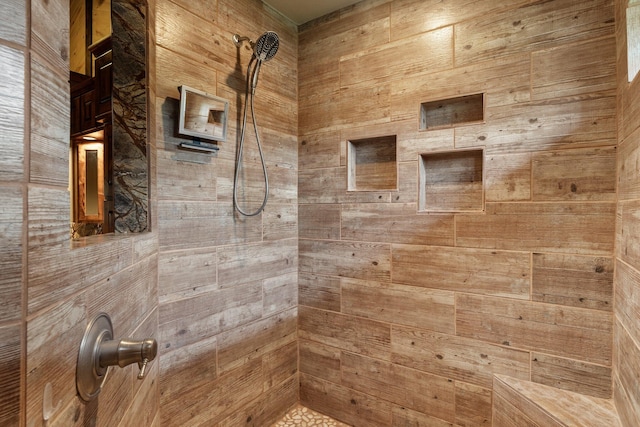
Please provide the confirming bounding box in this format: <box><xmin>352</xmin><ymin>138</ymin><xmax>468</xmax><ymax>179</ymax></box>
<box><xmin>419</xmin><ymin>149</ymin><xmax>484</xmax><ymax>212</ymax></box>
<box><xmin>420</xmin><ymin>93</ymin><xmax>485</xmax><ymax>130</ymax></box>
<box><xmin>347</xmin><ymin>135</ymin><xmax>397</xmax><ymax>191</ymax></box>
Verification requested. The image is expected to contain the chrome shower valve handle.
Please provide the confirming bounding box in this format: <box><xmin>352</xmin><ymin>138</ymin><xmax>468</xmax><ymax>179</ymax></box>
<box><xmin>99</xmin><ymin>338</ymin><xmax>158</xmax><ymax>378</ymax></box>
<box><xmin>76</xmin><ymin>313</ymin><xmax>158</xmax><ymax>401</ymax></box>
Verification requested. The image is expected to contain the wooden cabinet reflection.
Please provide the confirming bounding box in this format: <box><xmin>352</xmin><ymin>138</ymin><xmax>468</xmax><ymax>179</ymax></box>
<box><xmin>70</xmin><ymin>37</ymin><xmax>114</xmax><ymax>236</ymax></box>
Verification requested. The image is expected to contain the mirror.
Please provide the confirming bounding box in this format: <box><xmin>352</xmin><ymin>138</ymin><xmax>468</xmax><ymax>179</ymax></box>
<box><xmin>69</xmin><ymin>0</ymin><xmax>148</xmax><ymax>237</ymax></box>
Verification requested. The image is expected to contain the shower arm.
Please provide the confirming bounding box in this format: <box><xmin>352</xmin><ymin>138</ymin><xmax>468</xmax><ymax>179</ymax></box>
<box><xmin>233</xmin><ymin>34</ymin><xmax>254</xmax><ymax>48</ymax></box>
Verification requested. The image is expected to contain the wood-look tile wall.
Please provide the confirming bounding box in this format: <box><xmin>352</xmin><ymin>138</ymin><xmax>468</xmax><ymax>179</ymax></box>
<box><xmin>615</xmin><ymin>1</ymin><xmax>640</xmax><ymax>426</ymax></box>
<box><xmin>1</xmin><ymin>0</ymin><xmax>297</xmax><ymax>425</ymax></box>
<box><xmin>298</xmin><ymin>0</ymin><xmax>618</xmax><ymax>425</ymax></box>
<box><xmin>155</xmin><ymin>0</ymin><xmax>299</xmax><ymax>425</ymax></box>
<box><xmin>1</xmin><ymin>0</ymin><xmax>161</xmax><ymax>426</ymax></box>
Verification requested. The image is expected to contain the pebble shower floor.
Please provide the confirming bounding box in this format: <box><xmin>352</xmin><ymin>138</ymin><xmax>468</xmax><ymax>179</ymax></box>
<box><xmin>271</xmin><ymin>405</ymin><xmax>350</xmax><ymax>427</ymax></box>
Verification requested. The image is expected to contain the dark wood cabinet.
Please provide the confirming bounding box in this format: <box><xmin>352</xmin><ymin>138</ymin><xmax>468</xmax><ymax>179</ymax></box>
<box><xmin>70</xmin><ymin>37</ymin><xmax>112</xmax><ymax>136</ymax></box>
<box><xmin>92</xmin><ymin>37</ymin><xmax>112</xmax><ymax>123</ymax></box>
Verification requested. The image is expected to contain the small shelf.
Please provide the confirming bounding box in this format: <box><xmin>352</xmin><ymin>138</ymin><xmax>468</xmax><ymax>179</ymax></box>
<box><xmin>347</xmin><ymin>135</ymin><xmax>397</xmax><ymax>191</ymax></box>
<box><xmin>419</xmin><ymin>149</ymin><xmax>484</xmax><ymax>212</ymax></box>
<box><xmin>420</xmin><ymin>93</ymin><xmax>484</xmax><ymax>130</ymax></box>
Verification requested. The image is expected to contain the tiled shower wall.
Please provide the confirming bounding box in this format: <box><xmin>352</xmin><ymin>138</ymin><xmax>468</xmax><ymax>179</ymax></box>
<box><xmin>298</xmin><ymin>0</ymin><xmax>618</xmax><ymax>425</ymax></box>
<box><xmin>154</xmin><ymin>0</ymin><xmax>299</xmax><ymax>425</ymax></box>
<box><xmin>0</xmin><ymin>0</ymin><xmax>159</xmax><ymax>425</ymax></box>
<box><xmin>615</xmin><ymin>0</ymin><xmax>640</xmax><ymax>425</ymax></box>
<box><xmin>0</xmin><ymin>0</ymin><xmax>298</xmax><ymax>425</ymax></box>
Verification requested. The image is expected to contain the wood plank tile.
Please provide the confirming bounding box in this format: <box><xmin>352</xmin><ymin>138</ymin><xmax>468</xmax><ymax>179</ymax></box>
<box><xmin>155</xmin><ymin>44</ymin><xmax>218</xmax><ymax>101</ymax></box>
<box><xmin>299</xmin><ymin>130</ymin><xmax>342</xmax><ymax>170</ymax></box>
<box><xmin>0</xmin><ymin>323</ymin><xmax>20</xmax><ymax>426</ymax></box>
<box><xmin>392</xmin><ymin>244</ymin><xmax>530</xmax><ymax>299</ymax></box>
<box><xmin>299</xmin><ymin>239</ymin><xmax>391</xmax><ymax>282</ymax></box>
<box><xmin>299</xmin><ymin>338</ymin><xmax>342</xmax><ymax>384</ymax></box>
<box><xmin>85</xmin><ymin>255</ymin><xmax>158</xmax><ymax>338</ymax></box>
<box><xmin>155</xmin><ymin>150</ymin><xmax>217</xmax><ymax>202</ymax></box>
<box><xmin>456</xmin><ymin>202</ymin><xmax>616</xmax><ymax>255</ymax></box>
<box><xmin>161</xmin><ymin>358</ymin><xmax>264</xmax><ymax>426</ymax></box>
<box><xmin>455</xmin><ymin>95</ymin><xmax>617</xmax><ymax>154</ymax></box>
<box><xmin>532</xmin><ymin>146</ymin><xmax>617</xmax><ymax>201</ymax></box>
<box><xmin>218</xmin><ymin>376</ymin><xmax>297</xmax><ymax>427</ymax></box>
<box><xmin>341</xmin><ymin>203</ymin><xmax>455</xmax><ymax>246</ymax></box>
<box><xmin>391</xmin><ymin>53</ymin><xmax>531</xmax><ymax>123</ymax></box>
<box><xmin>484</xmin><ymin>151</ymin><xmax>532</xmax><ymax>202</ymax></box>
<box><xmin>389</xmin><ymin>0</ymin><xmax>534</xmax><ymax>41</ymax></box>
<box><xmin>618</xmin><ymin>128</ymin><xmax>640</xmax><ymax>201</ymax></box>
<box><xmin>532</xmin><ymin>253</ymin><xmax>613</xmax><ymax>311</ymax></box>
<box><xmin>158</xmin><ymin>249</ymin><xmax>218</xmax><ymax>303</ymax></box>
<box><xmin>0</xmin><ymin>0</ymin><xmax>26</xmax><ymax>44</ymax></box>
<box><xmin>0</xmin><ymin>186</ymin><xmax>22</xmax><ymax>322</ymax></box>
<box><xmin>455</xmin><ymin>0</ymin><xmax>614</xmax><ymax>66</ymax></box>
<box><xmin>159</xmin><ymin>336</ymin><xmax>217</xmax><ymax>399</ymax></box>
<box><xmin>617</xmin><ymin>200</ymin><xmax>640</xmax><ymax>270</ymax></box>
<box><xmin>337</xmin><ymin>80</ymin><xmax>391</xmax><ymax>130</ymax></box>
<box><xmin>493</xmin><ymin>374</ymin><xmax>621</xmax><ymax>427</ymax></box>
<box><xmin>532</xmin><ymin>36</ymin><xmax>616</xmax><ymax>100</ymax></box>
<box><xmin>340</xmin><ymin>26</ymin><xmax>453</xmax><ymax>87</ymax></box>
<box><xmin>299</xmin><ymin>15</ymin><xmax>390</xmax><ymax>67</ymax></box>
<box><xmin>300</xmin><ymin>373</ymin><xmax>392</xmax><ymax>427</ymax></box>
<box><xmin>30</xmin><ymin>57</ymin><xmax>69</xmax><ymax>186</ymax></box>
<box><xmin>615</xmin><ymin>260</ymin><xmax>640</xmax><ymax>348</ymax></box>
<box><xmin>217</xmin><ymin>239</ymin><xmax>297</xmax><ymax>288</ymax></box>
<box><xmin>492</xmin><ymin>375</ymin><xmax>559</xmax><ymax>427</ymax></box>
<box><xmin>299</xmin><ymin>306</ymin><xmax>391</xmax><ymax>361</ymax></box>
<box><xmin>341</xmin><ymin>352</ymin><xmax>456</xmax><ymax>423</ymax></box>
<box><xmin>299</xmin><ymin>272</ymin><xmax>342</xmax><ymax>312</ymax></box>
<box><xmin>394</xmin><ymin>161</ymin><xmax>418</xmax><ymax>204</ymax></box>
<box><xmin>299</xmin><ymin>167</ymin><xmax>392</xmax><ymax>204</ymax></box>
<box><xmin>398</xmin><ymin>127</ymin><xmax>455</xmax><ymax>162</ymax></box>
<box><xmin>157</xmin><ymin>200</ymin><xmax>261</xmax><ymax>250</ymax></box>
<box><xmin>31</xmin><ymin>0</ymin><xmax>68</xmax><ymax>71</ymax></box>
<box><xmin>391</xmin><ymin>405</ymin><xmax>453</xmax><ymax>427</ymax></box>
<box><xmin>263</xmin><ymin>204</ymin><xmax>297</xmax><ymax>242</ymax></box>
<box><xmin>26</xmin><ymin>297</ymin><xmax>87</xmax><ymax>426</ymax></box>
<box><xmin>342</xmin><ymin>278</ymin><xmax>455</xmax><ymax>334</ymax></box>
<box><xmin>263</xmin><ymin>272</ymin><xmax>297</xmax><ymax>316</ymax></box>
<box><xmin>392</xmin><ymin>325</ymin><xmax>530</xmax><ymax>389</ymax></box>
<box><xmin>0</xmin><ymin>45</ymin><xmax>25</xmax><ymax>182</ymax></box>
<box><xmin>159</xmin><ymin>282</ymin><xmax>262</xmax><ymax>352</ymax></box>
<box><xmin>217</xmin><ymin>308</ymin><xmax>297</xmax><ymax>374</ymax></box>
<box><xmin>262</xmin><ymin>340</ymin><xmax>297</xmax><ymax>391</ymax></box>
<box><xmin>456</xmin><ymin>294</ymin><xmax>612</xmax><ymax>364</ymax></box>
<box><xmin>455</xmin><ymin>381</ymin><xmax>492</xmax><ymax>427</ymax></box>
<box><xmin>299</xmin><ymin>204</ymin><xmax>341</xmax><ymax>240</ymax></box>
<box><xmin>28</xmin><ymin>235</ymin><xmax>134</xmax><ymax>315</ymax></box>
<box><xmin>614</xmin><ymin>319</ymin><xmax>640</xmax><ymax>427</ymax></box>
<box><xmin>299</xmin><ymin>80</ymin><xmax>341</xmax><ymax>134</ymax></box>
<box><xmin>531</xmin><ymin>352</ymin><xmax>611</xmax><ymax>398</ymax></box>
<box><xmin>27</xmin><ymin>186</ymin><xmax>69</xmax><ymax>247</ymax></box>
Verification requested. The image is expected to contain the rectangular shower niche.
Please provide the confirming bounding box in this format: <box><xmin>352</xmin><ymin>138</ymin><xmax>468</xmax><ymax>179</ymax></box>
<box><xmin>347</xmin><ymin>135</ymin><xmax>397</xmax><ymax>191</ymax></box>
<box><xmin>420</xmin><ymin>93</ymin><xmax>485</xmax><ymax>130</ymax></box>
<box><xmin>419</xmin><ymin>149</ymin><xmax>484</xmax><ymax>213</ymax></box>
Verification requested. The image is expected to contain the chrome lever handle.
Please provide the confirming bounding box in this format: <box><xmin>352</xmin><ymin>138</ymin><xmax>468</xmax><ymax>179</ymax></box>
<box><xmin>137</xmin><ymin>358</ymin><xmax>149</xmax><ymax>379</ymax></box>
<box><xmin>77</xmin><ymin>313</ymin><xmax>159</xmax><ymax>402</ymax></box>
<box><xmin>99</xmin><ymin>338</ymin><xmax>158</xmax><ymax>378</ymax></box>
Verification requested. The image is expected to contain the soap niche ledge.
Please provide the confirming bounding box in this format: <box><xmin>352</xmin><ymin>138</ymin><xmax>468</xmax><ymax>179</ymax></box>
<box><xmin>420</xmin><ymin>93</ymin><xmax>485</xmax><ymax>130</ymax></box>
<box><xmin>419</xmin><ymin>148</ymin><xmax>485</xmax><ymax>213</ymax></box>
<box><xmin>347</xmin><ymin>135</ymin><xmax>398</xmax><ymax>191</ymax></box>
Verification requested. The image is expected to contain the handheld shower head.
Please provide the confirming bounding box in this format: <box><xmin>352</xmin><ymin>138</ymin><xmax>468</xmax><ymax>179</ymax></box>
<box><xmin>254</xmin><ymin>31</ymin><xmax>279</xmax><ymax>62</ymax></box>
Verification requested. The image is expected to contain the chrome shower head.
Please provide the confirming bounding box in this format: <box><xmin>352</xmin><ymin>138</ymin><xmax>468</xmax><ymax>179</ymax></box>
<box><xmin>254</xmin><ymin>31</ymin><xmax>279</xmax><ymax>62</ymax></box>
